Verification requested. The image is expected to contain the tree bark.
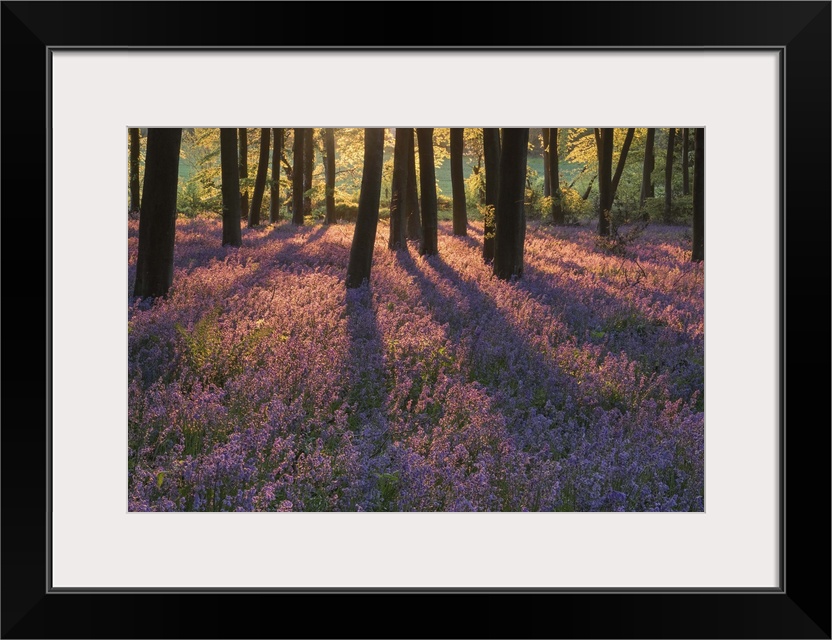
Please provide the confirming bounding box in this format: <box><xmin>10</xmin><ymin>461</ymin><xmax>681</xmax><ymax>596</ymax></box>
<box><xmin>270</xmin><ymin>128</ymin><xmax>282</xmax><ymax>223</ymax></box>
<box><xmin>450</xmin><ymin>127</ymin><xmax>467</xmax><ymax>236</ymax></box>
<box><xmin>238</xmin><ymin>128</ymin><xmax>248</xmax><ymax>219</ymax></box>
<box><xmin>596</xmin><ymin>128</ymin><xmax>614</xmax><ymax>237</ymax></box>
<box><xmin>416</xmin><ymin>128</ymin><xmax>438</xmax><ymax>256</ymax></box>
<box><xmin>482</xmin><ymin>127</ymin><xmax>501</xmax><ymax>262</ymax></box>
<box><xmin>610</xmin><ymin>127</ymin><xmax>636</xmax><ymax>200</ymax></box>
<box><xmin>220</xmin><ymin>128</ymin><xmax>242</xmax><ymax>247</ymax></box>
<box><xmin>493</xmin><ymin>128</ymin><xmax>529</xmax><ymax>280</ymax></box>
<box><xmin>405</xmin><ymin>129</ymin><xmax>422</xmax><ymax>241</ymax></box>
<box><xmin>388</xmin><ymin>127</ymin><xmax>409</xmax><ymax>250</ymax></box>
<box><xmin>303</xmin><ymin>128</ymin><xmax>314</xmax><ymax>216</ymax></box>
<box><xmin>346</xmin><ymin>128</ymin><xmax>385</xmax><ymax>288</ymax></box>
<box><xmin>542</xmin><ymin>128</ymin><xmax>551</xmax><ymax>197</ymax></box>
<box><xmin>324</xmin><ymin>128</ymin><xmax>336</xmax><ymax>224</ymax></box>
<box><xmin>248</xmin><ymin>128</ymin><xmax>270</xmax><ymax>227</ymax></box>
<box><xmin>133</xmin><ymin>128</ymin><xmax>182</xmax><ymax>299</ymax></box>
<box><xmin>640</xmin><ymin>127</ymin><xmax>656</xmax><ymax>217</ymax></box>
<box><xmin>664</xmin><ymin>127</ymin><xmax>676</xmax><ymax>223</ymax></box>
<box><xmin>129</xmin><ymin>128</ymin><xmax>141</xmax><ymax>214</ymax></box>
<box><xmin>691</xmin><ymin>128</ymin><xmax>704</xmax><ymax>262</ymax></box>
<box><xmin>292</xmin><ymin>128</ymin><xmax>305</xmax><ymax>225</ymax></box>
<box><xmin>548</xmin><ymin>128</ymin><xmax>563</xmax><ymax>224</ymax></box>
<box><xmin>682</xmin><ymin>127</ymin><xmax>690</xmax><ymax>196</ymax></box>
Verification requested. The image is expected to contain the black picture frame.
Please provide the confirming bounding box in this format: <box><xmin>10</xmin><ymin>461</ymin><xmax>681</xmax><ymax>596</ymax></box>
<box><xmin>2</xmin><ymin>2</ymin><xmax>829</xmax><ymax>638</ymax></box>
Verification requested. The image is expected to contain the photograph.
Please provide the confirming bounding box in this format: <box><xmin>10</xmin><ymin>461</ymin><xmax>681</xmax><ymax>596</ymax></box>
<box><xmin>128</xmin><ymin>126</ymin><xmax>705</xmax><ymax>512</ymax></box>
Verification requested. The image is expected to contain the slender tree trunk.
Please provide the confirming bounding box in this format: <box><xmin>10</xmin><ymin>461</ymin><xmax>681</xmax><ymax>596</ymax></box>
<box><xmin>248</xmin><ymin>128</ymin><xmax>270</xmax><ymax>227</ymax></box>
<box><xmin>129</xmin><ymin>128</ymin><xmax>141</xmax><ymax>214</ymax></box>
<box><xmin>610</xmin><ymin>127</ymin><xmax>636</xmax><ymax>199</ymax></box>
<box><xmin>303</xmin><ymin>128</ymin><xmax>314</xmax><ymax>216</ymax></box>
<box><xmin>493</xmin><ymin>128</ymin><xmax>529</xmax><ymax>280</ymax></box>
<box><xmin>346</xmin><ymin>128</ymin><xmax>385</xmax><ymax>288</ymax></box>
<box><xmin>405</xmin><ymin>129</ymin><xmax>421</xmax><ymax>241</ymax></box>
<box><xmin>416</xmin><ymin>128</ymin><xmax>438</xmax><ymax>256</ymax></box>
<box><xmin>682</xmin><ymin>127</ymin><xmax>690</xmax><ymax>196</ymax></box>
<box><xmin>482</xmin><ymin>127</ymin><xmax>501</xmax><ymax>262</ymax></box>
<box><xmin>449</xmin><ymin>128</ymin><xmax>467</xmax><ymax>236</ymax></box>
<box><xmin>596</xmin><ymin>128</ymin><xmax>614</xmax><ymax>237</ymax></box>
<box><xmin>220</xmin><ymin>128</ymin><xmax>242</xmax><ymax>247</ymax></box>
<box><xmin>238</xmin><ymin>128</ymin><xmax>248</xmax><ymax>219</ymax></box>
<box><xmin>388</xmin><ymin>127</ymin><xmax>409</xmax><ymax>250</ymax></box>
<box><xmin>133</xmin><ymin>128</ymin><xmax>182</xmax><ymax>299</ymax></box>
<box><xmin>549</xmin><ymin>128</ymin><xmax>563</xmax><ymax>224</ymax></box>
<box><xmin>292</xmin><ymin>127</ymin><xmax>305</xmax><ymax>225</ymax></box>
<box><xmin>542</xmin><ymin>128</ymin><xmax>551</xmax><ymax>197</ymax></box>
<box><xmin>270</xmin><ymin>128</ymin><xmax>282</xmax><ymax>223</ymax></box>
<box><xmin>664</xmin><ymin>127</ymin><xmax>676</xmax><ymax>223</ymax></box>
<box><xmin>640</xmin><ymin>127</ymin><xmax>656</xmax><ymax>217</ymax></box>
<box><xmin>324</xmin><ymin>128</ymin><xmax>336</xmax><ymax>224</ymax></box>
<box><xmin>691</xmin><ymin>128</ymin><xmax>704</xmax><ymax>262</ymax></box>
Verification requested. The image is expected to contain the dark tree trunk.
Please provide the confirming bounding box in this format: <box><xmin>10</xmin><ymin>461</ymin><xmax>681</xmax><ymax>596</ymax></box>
<box><xmin>238</xmin><ymin>128</ymin><xmax>248</xmax><ymax>220</ymax></box>
<box><xmin>482</xmin><ymin>127</ymin><xmax>501</xmax><ymax>262</ymax></box>
<box><xmin>610</xmin><ymin>127</ymin><xmax>636</xmax><ymax>199</ymax></box>
<box><xmin>133</xmin><ymin>128</ymin><xmax>182</xmax><ymax>299</ymax></box>
<box><xmin>493</xmin><ymin>128</ymin><xmax>529</xmax><ymax>280</ymax></box>
<box><xmin>542</xmin><ymin>128</ymin><xmax>551</xmax><ymax>197</ymax></box>
<box><xmin>405</xmin><ymin>129</ymin><xmax>421</xmax><ymax>241</ymax></box>
<box><xmin>270</xmin><ymin>128</ymin><xmax>282</xmax><ymax>223</ymax></box>
<box><xmin>682</xmin><ymin>127</ymin><xmax>690</xmax><ymax>196</ymax></box>
<box><xmin>129</xmin><ymin>128</ymin><xmax>141</xmax><ymax>214</ymax></box>
<box><xmin>664</xmin><ymin>127</ymin><xmax>676</xmax><ymax>223</ymax></box>
<box><xmin>303</xmin><ymin>128</ymin><xmax>314</xmax><ymax>216</ymax></box>
<box><xmin>416</xmin><ymin>128</ymin><xmax>438</xmax><ymax>256</ymax></box>
<box><xmin>388</xmin><ymin>127</ymin><xmax>409</xmax><ymax>250</ymax></box>
<box><xmin>324</xmin><ymin>128</ymin><xmax>336</xmax><ymax>224</ymax></box>
<box><xmin>292</xmin><ymin>128</ymin><xmax>305</xmax><ymax>225</ymax></box>
<box><xmin>450</xmin><ymin>127</ymin><xmax>467</xmax><ymax>236</ymax></box>
<box><xmin>691</xmin><ymin>128</ymin><xmax>704</xmax><ymax>262</ymax></box>
<box><xmin>548</xmin><ymin>128</ymin><xmax>563</xmax><ymax>224</ymax></box>
<box><xmin>346</xmin><ymin>128</ymin><xmax>385</xmax><ymax>288</ymax></box>
<box><xmin>596</xmin><ymin>128</ymin><xmax>614</xmax><ymax>236</ymax></box>
<box><xmin>220</xmin><ymin>128</ymin><xmax>242</xmax><ymax>247</ymax></box>
<box><xmin>640</xmin><ymin>127</ymin><xmax>656</xmax><ymax>217</ymax></box>
<box><xmin>248</xmin><ymin>128</ymin><xmax>270</xmax><ymax>227</ymax></box>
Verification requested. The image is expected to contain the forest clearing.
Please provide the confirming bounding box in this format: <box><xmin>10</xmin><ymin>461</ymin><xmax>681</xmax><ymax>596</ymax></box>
<box><xmin>128</xmin><ymin>127</ymin><xmax>704</xmax><ymax>511</ymax></box>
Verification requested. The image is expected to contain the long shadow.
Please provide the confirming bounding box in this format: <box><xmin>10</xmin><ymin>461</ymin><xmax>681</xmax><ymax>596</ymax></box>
<box><xmin>392</xmin><ymin>250</ymin><xmax>575</xmax><ymax>418</ymax></box>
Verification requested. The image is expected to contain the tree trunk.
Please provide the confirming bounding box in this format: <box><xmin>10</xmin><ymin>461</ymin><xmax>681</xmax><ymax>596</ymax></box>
<box><xmin>346</xmin><ymin>128</ymin><xmax>385</xmax><ymax>288</ymax></box>
<box><xmin>270</xmin><ymin>128</ymin><xmax>282</xmax><ymax>223</ymax></box>
<box><xmin>482</xmin><ymin>127</ymin><xmax>501</xmax><ymax>262</ymax></box>
<box><xmin>292</xmin><ymin>128</ymin><xmax>305</xmax><ymax>225</ymax></box>
<box><xmin>640</xmin><ymin>127</ymin><xmax>656</xmax><ymax>217</ymax></box>
<box><xmin>450</xmin><ymin>127</ymin><xmax>467</xmax><ymax>236</ymax></box>
<box><xmin>664</xmin><ymin>127</ymin><xmax>676</xmax><ymax>223</ymax></box>
<box><xmin>133</xmin><ymin>128</ymin><xmax>182</xmax><ymax>299</ymax></box>
<box><xmin>416</xmin><ymin>128</ymin><xmax>438</xmax><ymax>256</ymax></box>
<box><xmin>303</xmin><ymin>128</ymin><xmax>314</xmax><ymax>216</ymax></box>
<box><xmin>542</xmin><ymin>128</ymin><xmax>551</xmax><ymax>197</ymax></box>
<box><xmin>405</xmin><ymin>129</ymin><xmax>421</xmax><ymax>241</ymax></box>
<box><xmin>493</xmin><ymin>128</ymin><xmax>529</xmax><ymax>280</ymax></box>
<box><xmin>682</xmin><ymin>127</ymin><xmax>690</xmax><ymax>196</ymax></box>
<box><xmin>610</xmin><ymin>127</ymin><xmax>636</xmax><ymax>200</ymax></box>
<box><xmin>324</xmin><ymin>128</ymin><xmax>336</xmax><ymax>224</ymax></box>
<box><xmin>549</xmin><ymin>128</ymin><xmax>563</xmax><ymax>224</ymax></box>
<box><xmin>596</xmin><ymin>128</ymin><xmax>614</xmax><ymax>237</ymax></box>
<box><xmin>220</xmin><ymin>128</ymin><xmax>242</xmax><ymax>247</ymax></box>
<box><xmin>129</xmin><ymin>128</ymin><xmax>141</xmax><ymax>214</ymax></box>
<box><xmin>238</xmin><ymin>128</ymin><xmax>248</xmax><ymax>219</ymax></box>
<box><xmin>691</xmin><ymin>128</ymin><xmax>704</xmax><ymax>262</ymax></box>
<box><xmin>248</xmin><ymin>128</ymin><xmax>270</xmax><ymax>227</ymax></box>
<box><xmin>388</xmin><ymin>127</ymin><xmax>409</xmax><ymax>250</ymax></box>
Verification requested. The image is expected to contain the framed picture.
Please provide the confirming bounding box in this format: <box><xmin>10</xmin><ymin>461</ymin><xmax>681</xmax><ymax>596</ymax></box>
<box><xmin>4</xmin><ymin>1</ymin><xmax>828</xmax><ymax>637</ymax></box>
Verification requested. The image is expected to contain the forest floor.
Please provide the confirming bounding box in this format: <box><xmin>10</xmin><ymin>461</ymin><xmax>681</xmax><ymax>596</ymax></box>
<box><xmin>128</xmin><ymin>217</ymin><xmax>704</xmax><ymax>511</ymax></box>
